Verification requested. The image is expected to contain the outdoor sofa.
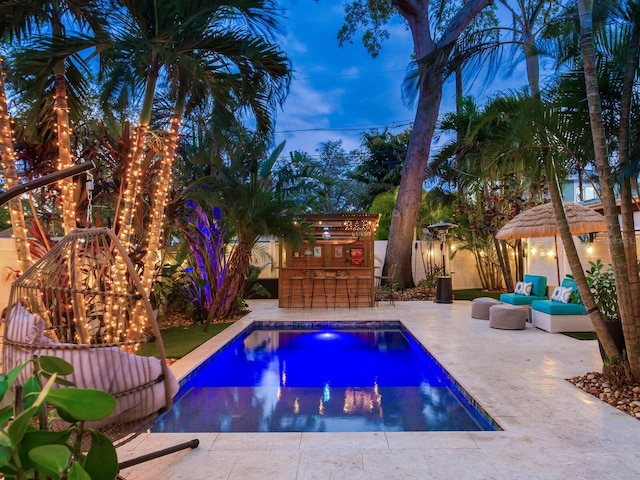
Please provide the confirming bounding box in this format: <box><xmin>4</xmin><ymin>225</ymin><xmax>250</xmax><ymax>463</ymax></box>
<box><xmin>531</xmin><ymin>277</ymin><xmax>592</xmax><ymax>333</ymax></box>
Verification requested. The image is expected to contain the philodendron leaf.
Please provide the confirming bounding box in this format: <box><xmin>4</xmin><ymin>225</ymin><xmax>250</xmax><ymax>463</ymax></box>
<box><xmin>67</xmin><ymin>461</ymin><xmax>92</xmax><ymax>480</ymax></box>
<box><xmin>29</xmin><ymin>444</ymin><xmax>71</xmax><ymax>478</ymax></box>
<box><xmin>0</xmin><ymin>362</ymin><xmax>30</xmax><ymax>401</ymax></box>
<box><xmin>0</xmin><ymin>405</ymin><xmax>14</xmax><ymax>426</ymax></box>
<box><xmin>0</xmin><ymin>444</ymin><xmax>11</xmax><ymax>465</ymax></box>
<box><xmin>22</xmin><ymin>376</ymin><xmax>43</xmax><ymax>410</ymax></box>
<box><xmin>38</xmin><ymin>356</ymin><xmax>74</xmax><ymax>376</ymax></box>
<box><xmin>47</xmin><ymin>389</ymin><xmax>116</xmax><ymax>421</ymax></box>
<box><xmin>6</xmin><ymin>405</ymin><xmax>39</xmax><ymax>444</ymax></box>
<box><xmin>83</xmin><ymin>430</ymin><xmax>118</xmax><ymax>480</ymax></box>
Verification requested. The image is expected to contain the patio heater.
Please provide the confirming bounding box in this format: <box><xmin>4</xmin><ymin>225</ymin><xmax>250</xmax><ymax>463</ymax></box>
<box><xmin>428</xmin><ymin>220</ymin><xmax>457</xmax><ymax>304</ymax></box>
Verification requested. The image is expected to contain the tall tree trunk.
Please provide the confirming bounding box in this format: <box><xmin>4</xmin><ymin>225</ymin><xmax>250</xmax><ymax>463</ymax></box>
<box><xmin>0</xmin><ymin>58</ymin><xmax>31</xmax><ymax>273</ymax></box>
<box><xmin>578</xmin><ymin>0</ymin><xmax>640</xmax><ymax>378</ymax></box>
<box><xmin>384</xmin><ymin>0</ymin><xmax>493</xmax><ymax>289</ymax></box>
<box><xmin>385</xmin><ymin>69</ymin><xmax>443</xmax><ymax>288</ymax></box>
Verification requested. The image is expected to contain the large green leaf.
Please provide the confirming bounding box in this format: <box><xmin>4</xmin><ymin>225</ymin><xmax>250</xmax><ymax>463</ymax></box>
<box><xmin>22</xmin><ymin>376</ymin><xmax>43</xmax><ymax>410</ymax></box>
<box><xmin>0</xmin><ymin>444</ymin><xmax>11</xmax><ymax>466</ymax></box>
<box><xmin>21</xmin><ymin>429</ymin><xmax>72</xmax><ymax>450</ymax></box>
<box><xmin>0</xmin><ymin>362</ymin><xmax>30</xmax><ymax>401</ymax></box>
<box><xmin>83</xmin><ymin>430</ymin><xmax>118</xmax><ymax>480</ymax></box>
<box><xmin>46</xmin><ymin>389</ymin><xmax>116</xmax><ymax>421</ymax></box>
<box><xmin>29</xmin><ymin>444</ymin><xmax>70</xmax><ymax>478</ymax></box>
<box><xmin>6</xmin><ymin>405</ymin><xmax>39</xmax><ymax>444</ymax></box>
<box><xmin>0</xmin><ymin>405</ymin><xmax>15</xmax><ymax>426</ymax></box>
<box><xmin>38</xmin><ymin>356</ymin><xmax>74</xmax><ymax>376</ymax></box>
<box><xmin>18</xmin><ymin>429</ymin><xmax>74</xmax><ymax>474</ymax></box>
<box><xmin>68</xmin><ymin>462</ymin><xmax>92</xmax><ymax>480</ymax></box>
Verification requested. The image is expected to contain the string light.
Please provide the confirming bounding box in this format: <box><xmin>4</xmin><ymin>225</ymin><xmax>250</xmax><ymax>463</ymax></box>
<box><xmin>0</xmin><ymin>57</ymin><xmax>32</xmax><ymax>272</ymax></box>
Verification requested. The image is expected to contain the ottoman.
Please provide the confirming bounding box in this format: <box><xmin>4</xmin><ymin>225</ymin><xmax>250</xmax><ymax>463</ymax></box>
<box><xmin>489</xmin><ymin>304</ymin><xmax>526</xmax><ymax>330</ymax></box>
<box><xmin>471</xmin><ymin>297</ymin><xmax>501</xmax><ymax>320</ymax></box>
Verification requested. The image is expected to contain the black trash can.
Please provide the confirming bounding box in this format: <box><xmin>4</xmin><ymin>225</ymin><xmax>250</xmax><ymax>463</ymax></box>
<box><xmin>435</xmin><ymin>276</ymin><xmax>453</xmax><ymax>304</ymax></box>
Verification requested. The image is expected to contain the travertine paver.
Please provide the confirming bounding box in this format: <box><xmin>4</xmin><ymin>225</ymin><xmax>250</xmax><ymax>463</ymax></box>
<box><xmin>119</xmin><ymin>300</ymin><xmax>640</xmax><ymax>480</ymax></box>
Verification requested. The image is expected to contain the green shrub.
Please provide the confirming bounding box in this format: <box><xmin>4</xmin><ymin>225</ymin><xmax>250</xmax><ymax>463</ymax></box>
<box><xmin>0</xmin><ymin>356</ymin><xmax>118</xmax><ymax>479</ymax></box>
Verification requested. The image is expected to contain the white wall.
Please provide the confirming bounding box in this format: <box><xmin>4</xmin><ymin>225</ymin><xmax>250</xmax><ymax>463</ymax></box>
<box><xmin>0</xmin><ymin>237</ymin><xmax>20</xmax><ymax>314</ymax></box>
<box><xmin>374</xmin><ymin>240</ymin><xmax>483</xmax><ymax>290</ymax></box>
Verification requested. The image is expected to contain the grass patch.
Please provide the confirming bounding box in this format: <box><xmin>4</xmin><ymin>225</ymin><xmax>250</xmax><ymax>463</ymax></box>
<box><xmin>453</xmin><ymin>289</ymin><xmax>502</xmax><ymax>301</ymax></box>
<box><xmin>562</xmin><ymin>331</ymin><xmax>598</xmax><ymax>341</ymax></box>
<box><xmin>139</xmin><ymin>322</ymin><xmax>235</xmax><ymax>359</ymax></box>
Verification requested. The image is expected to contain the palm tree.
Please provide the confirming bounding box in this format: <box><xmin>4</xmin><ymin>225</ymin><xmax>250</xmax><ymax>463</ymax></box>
<box><xmin>577</xmin><ymin>0</ymin><xmax>640</xmax><ymax>379</ymax></box>
<box><xmin>184</xmin><ymin>139</ymin><xmax>315</xmax><ymax>326</ymax></box>
<box><xmin>0</xmin><ymin>0</ymin><xmax>109</xmax><ymax>234</ymax></box>
<box><xmin>433</xmin><ymin>96</ymin><xmax>546</xmax><ymax>291</ymax></box>
<box><xmin>0</xmin><ymin>57</ymin><xmax>32</xmax><ymax>273</ymax></box>
<box><xmin>102</xmin><ymin>0</ymin><xmax>290</xmax><ymax>297</ymax></box>
<box><xmin>472</xmin><ymin>91</ymin><xmax>623</xmax><ymax>368</ymax></box>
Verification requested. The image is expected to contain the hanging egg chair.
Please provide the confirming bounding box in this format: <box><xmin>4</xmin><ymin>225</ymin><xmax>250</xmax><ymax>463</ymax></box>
<box><xmin>2</xmin><ymin>227</ymin><xmax>179</xmax><ymax>429</ymax></box>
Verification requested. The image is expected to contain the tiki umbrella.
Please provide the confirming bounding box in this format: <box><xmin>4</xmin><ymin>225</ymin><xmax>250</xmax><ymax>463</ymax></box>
<box><xmin>495</xmin><ymin>202</ymin><xmax>607</xmax><ymax>283</ymax></box>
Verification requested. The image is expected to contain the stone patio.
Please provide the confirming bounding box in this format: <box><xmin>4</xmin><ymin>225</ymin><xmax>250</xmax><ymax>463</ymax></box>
<box><xmin>118</xmin><ymin>299</ymin><xmax>640</xmax><ymax>479</ymax></box>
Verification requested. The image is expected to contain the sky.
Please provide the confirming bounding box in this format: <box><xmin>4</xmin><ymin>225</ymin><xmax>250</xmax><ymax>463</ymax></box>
<box><xmin>274</xmin><ymin>0</ymin><xmax>535</xmax><ymax>159</ymax></box>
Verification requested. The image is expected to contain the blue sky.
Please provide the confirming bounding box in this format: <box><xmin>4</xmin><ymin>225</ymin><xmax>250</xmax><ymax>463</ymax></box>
<box><xmin>274</xmin><ymin>1</ymin><xmax>536</xmax><ymax>159</ymax></box>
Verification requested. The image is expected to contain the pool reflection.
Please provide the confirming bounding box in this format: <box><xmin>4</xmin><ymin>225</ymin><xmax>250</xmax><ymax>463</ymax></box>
<box><xmin>152</xmin><ymin>327</ymin><xmax>496</xmax><ymax>433</ymax></box>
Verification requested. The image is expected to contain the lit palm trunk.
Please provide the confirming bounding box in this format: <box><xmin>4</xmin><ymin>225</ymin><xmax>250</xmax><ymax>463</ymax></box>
<box><xmin>140</xmin><ymin>113</ymin><xmax>182</xmax><ymax>297</ymax></box>
<box><xmin>117</xmin><ymin>63</ymin><xmax>159</xmax><ymax>251</ymax></box>
<box><xmin>51</xmin><ymin>5</ymin><xmax>76</xmax><ymax>234</ymax></box>
<box><xmin>54</xmin><ymin>70</ymin><xmax>77</xmax><ymax>234</ymax></box>
<box><xmin>0</xmin><ymin>58</ymin><xmax>32</xmax><ymax>273</ymax></box>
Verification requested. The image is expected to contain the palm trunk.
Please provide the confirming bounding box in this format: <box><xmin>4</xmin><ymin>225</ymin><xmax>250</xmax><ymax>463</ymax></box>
<box><xmin>546</xmin><ymin>154</ymin><xmax>617</xmax><ymax>357</ymax></box>
<box><xmin>140</xmin><ymin>112</ymin><xmax>182</xmax><ymax>297</ymax></box>
<box><xmin>0</xmin><ymin>58</ymin><xmax>32</xmax><ymax>273</ymax></box>
<box><xmin>578</xmin><ymin>0</ymin><xmax>640</xmax><ymax>379</ymax></box>
<box><xmin>117</xmin><ymin>62</ymin><xmax>159</xmax><ymax>251</ymax></box>
<box><xmin>617</xmin><ymin>17</ymin><xmax>640</xmax><ymax>322</ymax></box>
<box><xmin>52</xmin><ymin>6</ymin><xmax>76</xmax><ymax>235</ymax></box>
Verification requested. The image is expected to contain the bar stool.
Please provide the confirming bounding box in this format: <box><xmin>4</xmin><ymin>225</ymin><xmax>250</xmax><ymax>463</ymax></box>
<box><xmin>311</xmin><ymin>275</ymin><xmax>329</xmax><ymax>308</ymax></box>
<box><xmin>287</xmin><ymin>276</ymin><xmax>306</xmax><ymax>309</ymax></box>
<box><xmin>354</xmin><ymin>275</ymin><xmax>373</xmax><ymax>308</ymax></box>
<box><xmin>332</xmin><ymin>275</ymin><xmax>351</xmax><ymax>308</ymax></box>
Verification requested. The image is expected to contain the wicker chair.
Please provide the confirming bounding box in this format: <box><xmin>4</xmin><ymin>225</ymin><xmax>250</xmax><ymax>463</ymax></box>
<box><xmin>1</xmin><ymin>227</ymin><xmax>197</xmax><ymax>472</ymax></box>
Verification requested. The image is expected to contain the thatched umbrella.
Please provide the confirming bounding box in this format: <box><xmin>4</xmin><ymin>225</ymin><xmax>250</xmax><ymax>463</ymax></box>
<box><xmin>495</xmin><ymin>202</ymin><xmax>607</xmax><ymax>282</ymax></box>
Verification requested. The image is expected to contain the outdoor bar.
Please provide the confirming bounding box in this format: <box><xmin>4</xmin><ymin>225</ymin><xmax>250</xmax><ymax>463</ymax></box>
<box><xmin>278</xmin><ymin>213</ymin><xmax>380</xmax><ymax>308</ymax></box>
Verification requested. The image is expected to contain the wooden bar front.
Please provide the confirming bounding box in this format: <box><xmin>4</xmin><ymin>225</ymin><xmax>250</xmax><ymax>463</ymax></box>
<box><xmin>278</xmin><ymin>213</ymin><xmax>379</xmax><ymax>308</ymax></box>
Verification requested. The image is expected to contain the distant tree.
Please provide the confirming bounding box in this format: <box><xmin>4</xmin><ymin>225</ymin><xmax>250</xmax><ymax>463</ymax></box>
<box><xmin>351</xmin><ymin>128</ymin><xmax>407</xmax><ymax>209</ymax></box>
<box><xmin>287</xmin><ymin>140</ymin><xmax>365</xmax><ymax>213</ymax></box>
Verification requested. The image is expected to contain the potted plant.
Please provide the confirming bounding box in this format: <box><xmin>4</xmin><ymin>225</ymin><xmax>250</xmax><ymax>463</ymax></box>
<box><xmin>0</xmin><ymin>356</ymin><xmax>118</xmax><ymax>479</ymax></box>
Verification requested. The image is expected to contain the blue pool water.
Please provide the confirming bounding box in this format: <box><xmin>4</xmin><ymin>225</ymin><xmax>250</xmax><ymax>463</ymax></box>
<box><xmin>152</xmin><ymin>321</ymin><xmax>499</xmax><ymax>433</ymax></box>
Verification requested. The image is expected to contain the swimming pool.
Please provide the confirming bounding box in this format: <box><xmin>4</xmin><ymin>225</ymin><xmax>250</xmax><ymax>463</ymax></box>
<box><xmin>152</xmin><ymin>321</ymin><xmax>499</xmax><ymax>433</ymax></box>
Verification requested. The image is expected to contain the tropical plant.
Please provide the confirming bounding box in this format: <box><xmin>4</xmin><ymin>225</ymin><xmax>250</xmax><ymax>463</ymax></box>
<box><xmin>183</xmin><ymin>140</ymin><xmax>315</xmax><ymax>327</ymax></box>
<box><xmin>585</xmin><ymin>259</ymin><xmax>619</xmax><ymax>322</ymax></box>
<box><xmin>576</xmin><ymin>0</ymin><xmax>640</xmax><ymax>378</ymax></box>
<box><xmin>102</xmin><ymin>0</ymin><xmax>291</xmax><ymax>300</ymax></box>
<box><xmin>350</xmin><ymin>128</ymin><xmax>408</xmax><ymax>210</ymax></box>
<box><xmin>0</xmin><ymin>0</ymin><xmax>109</xmax><ymax>235</ymax></box>
<box><xmin>0</xmin><ymin>356</ymin><xmax>118</xmax><ymax>480</ymax></box>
